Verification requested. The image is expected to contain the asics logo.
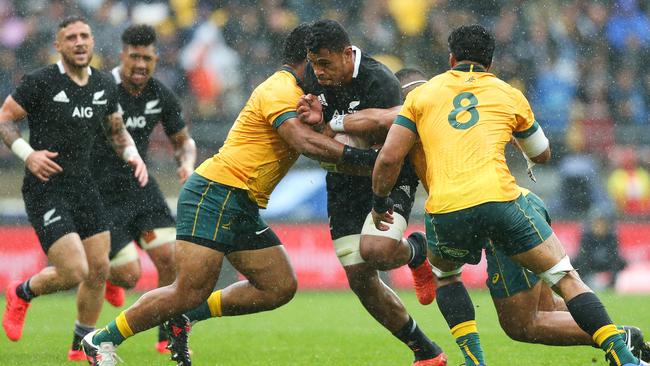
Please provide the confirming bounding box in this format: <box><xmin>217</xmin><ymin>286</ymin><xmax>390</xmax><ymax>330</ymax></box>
<box><xmin>43</xmin><ymin>208</ymin><xmax>61</xmax><ymax>227</ymax></box>
<box><xmin>144</xmin><ymin>99</ymin><xmax>162</xmax><ymax>114</ymax></box>
<box><xmin>92</xmin><ymin>90</ymin><xmax>107</xmax><ymax>105</ymax></box>
<box><xmin>53</xmin><ymin>91</ymin><xmax>70</xmax><ymax>103</ymax></box>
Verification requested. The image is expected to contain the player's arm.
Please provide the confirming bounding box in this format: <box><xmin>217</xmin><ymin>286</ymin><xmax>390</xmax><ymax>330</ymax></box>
<box><xmin>297</xmin><ymin>94</ymin><xmax>400</xmax><ymax>143</ymax></box>
<box><xmin>514</xmin><ymin>92</ymin><xmax>550</xmax><ymax>164</ymax></box>
<box><xmin>168</xmin><ymin>127</ymin><xmax>196</xmax><ymax>184</ymax></box>
<box><xmin>277</xmin><ymin>117</ymin><xmax>378</xmax><ymax>167</ymax></box>
<box><xmin>104</xmin><ymin>111</ymin><xmax>148</xmax><ymax>186</ymax></box>
<box><xmin>0</xmin><ymin>95</ymin><xmax>62</xmax><ymax>182</ymax></box>
<box><xmin>371</xmin><ymin>122</ymin><xmax>417</xmax><ymax>231</ymax></box>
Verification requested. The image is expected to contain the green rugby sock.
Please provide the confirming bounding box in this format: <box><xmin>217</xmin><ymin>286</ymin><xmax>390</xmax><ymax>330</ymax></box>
<box><xmin>92</xmin><ymin>321</ymin><xmax>126</xmax><ymax>346</ymax></box>
<box><xmin>452</xmin><ymin>323</ymin><xmax>485</xmax><ymax>366</ymax></box>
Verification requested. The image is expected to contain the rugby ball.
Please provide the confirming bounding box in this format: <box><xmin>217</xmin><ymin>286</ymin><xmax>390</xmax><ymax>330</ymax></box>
<box><xmin>334</xmin><ymin>133</ymin><xmax>371</xmax><ymax>149</ymax></box>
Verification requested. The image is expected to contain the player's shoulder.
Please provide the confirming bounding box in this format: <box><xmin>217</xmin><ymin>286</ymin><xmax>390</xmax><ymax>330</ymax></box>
<box><xmin>358</xmin><ymin>53</ymin><xmax>399</xmax><ymax>87</ymax></box>
<box><xmin>23</xmin><ymin>64</ymin><xmax>60</xmax><ymax>82</ymax></box>
<box><xmin>147</xmin><ymin>77</ymin><xmax>178</xmax><ymax>100</ymax></box>
<box><xmin>90</xmin><ymin>67</ymin><xmax>119</xmax><ymax>87</ymax></box>
<box><xmin>257</xmin><ymin>69</ymin><xmax>302</xmax><ymax>98</ymax></box>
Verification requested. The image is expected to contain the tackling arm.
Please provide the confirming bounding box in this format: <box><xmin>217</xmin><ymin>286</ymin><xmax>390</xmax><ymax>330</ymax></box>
<box><xmin>277</xmin><ymin>117</ymin><xmax>378</xmax><ymax>167</ymax></box>
<box><xmin>168</xmin><ymin>127</ymin><xmax>197</xmax><ymax>183</ymax></box>
<box><xmin>104</xmin><ymin>111</ymin><xmax>148</xmax><ymax>186</ymax></box>
<box><xmin>340</xmin><ymin>106</ymin><xmax>401</xmax><ymax>143</ymax></box>
<box><xmin>371</xmin><ymin>123</ymin><xmax>417</xmax><ymax>230</ymax></box>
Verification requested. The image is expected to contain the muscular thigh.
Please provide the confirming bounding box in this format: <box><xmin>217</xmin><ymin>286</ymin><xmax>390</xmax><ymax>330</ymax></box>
<box><xmin>176</xmin><ymin>173</ymin><xmax>281</xmax><ymax>254</ymax></box>
<box><xmin>226</xmin><ymin>245</ymin><xmax>295</xmax><ymax>289</ymax></box>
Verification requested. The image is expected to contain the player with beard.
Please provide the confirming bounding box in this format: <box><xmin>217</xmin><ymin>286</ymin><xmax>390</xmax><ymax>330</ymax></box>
<box><xmin>297</xmin><ymin>20</ymin><xmax>446</xmax><ymax>366</ymax></box>
<box><xmin>67</xmin><ymin>24</ymin><xmax>196</xmax><ymax>359</ymax></box>
<box><xmin>0</xmin><ymin>17</ymin><xmax>147</xmax><ymax>359</ymax></box>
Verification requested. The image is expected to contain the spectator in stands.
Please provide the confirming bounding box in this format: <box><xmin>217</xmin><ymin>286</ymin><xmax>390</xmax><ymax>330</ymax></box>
<box><xmin>573</xmin><ymin>209</ymin><xmax>626</xmax><ymax>289</ymax></box>
<box><xmin>552</xmin><ymin>118</ymin><xmax>614</xmax><ymax>218</ymax></box>
<box><xmin>607</xmin><ymin>147</ymin><xmax>650</xmax><ymax>216</ymax></box>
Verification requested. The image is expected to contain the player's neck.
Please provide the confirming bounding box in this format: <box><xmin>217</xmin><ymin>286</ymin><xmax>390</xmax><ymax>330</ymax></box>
<box><xmin>122</xmin><ymin>80</ymin><xmax>146</xmax><ymax>96</ymax></box>
<box><xmin>61</xmin><ymin>61</ymin><xmax>90</xmax><ymax>86</ymax></box>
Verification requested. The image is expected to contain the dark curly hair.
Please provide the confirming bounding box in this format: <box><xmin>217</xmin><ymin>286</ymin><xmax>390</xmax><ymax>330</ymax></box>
<box><xmin>121</xmin><ymin>24</ymin><xmax>157</xmax><ymax>47</ymax></box>
<box><xmin>305</xmin><ymin>19</ymin><xmax>350</xmax><ymax>54</ymax></box>
<box><xmin>282</xmin><ymin>23</ymin><xmax>310</xmax><ymax>65</ymax></box>
<box><xmin>448</xmin><ymin>24</ymin><xmax>495</xmax><ymax>69</ymax></box>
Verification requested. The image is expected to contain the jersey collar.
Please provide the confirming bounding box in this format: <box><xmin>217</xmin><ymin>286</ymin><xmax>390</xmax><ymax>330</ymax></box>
<box><xmin>111</xmin><ymin>67</ymin><xmax>122</xmax><ymax>84</ymax></box>
<box><xmin>351</xmin><ymin>45</ymin><xmax>361</xmax><ymax>78</ymax></box>
<box><xmin>452</xmin><ymin>63</ymin><xmax>487</xmax><ymax>72</ymax></box>
<box><xmin>57</xmin><ymin>60</ymin><xmax>92</xmax><ymax>75</ymax></box>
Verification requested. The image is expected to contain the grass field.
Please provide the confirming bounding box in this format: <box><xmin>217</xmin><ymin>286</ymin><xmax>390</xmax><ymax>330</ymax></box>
<box><xmin>1</xmin><ymin>289</ymin><xmax>649</xmax><ymax>365</ymax></box>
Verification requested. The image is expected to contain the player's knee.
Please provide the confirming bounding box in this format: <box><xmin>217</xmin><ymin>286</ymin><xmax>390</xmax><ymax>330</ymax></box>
<box><xmin>272</xmin><ymin>276</ymin><xmax>297</xmax><ymax>308</ymax></box>
<box><xmin>64</xmin><ymin>265</ymin><xmax>89</xmax><ymax>286</ymax></box>
<box><xmin>359</xmin><ymin>237</ymin><xmax>401</xmax><ymax>271</ymax></box>
<box><xmin>501</xmin><ymin>321</ymin><xmax>532</xmax><ymax>342</ymax></box>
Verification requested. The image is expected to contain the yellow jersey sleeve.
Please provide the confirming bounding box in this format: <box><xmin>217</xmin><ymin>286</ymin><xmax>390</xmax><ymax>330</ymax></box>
<box><xmin>512</xmin><ymin>89</ymin><xmax>538</xmax><ymax>138</ymax></box>
<box><xmin>260</xmin><ymin>76</ymin><xmax>303</xmax><ymax>129</ymax></box>
<box><xmin>394</xmin><ymin>89</ymin><xmax>419</xmax><ymax>133</ymax></box>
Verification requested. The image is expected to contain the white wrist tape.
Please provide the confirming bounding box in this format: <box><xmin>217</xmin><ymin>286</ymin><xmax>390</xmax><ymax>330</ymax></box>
<box><xmin>515</xmin><ymin>127</ymin><xmax>549</xmax><ymax>159</ymax></box>
<box><xmin>122</xmin><ymin>145</ymin><xmax>140</xmax><ymax>162</ymax></box>
<box><xmin>329</xmin><ymin>114</ymin><xmax>345</xmax><ymax>132</ymax></box>
<box><xmin>11</xmin><ymin>138</ymin><xmax>34</xmax><ymax>162</ymax></box>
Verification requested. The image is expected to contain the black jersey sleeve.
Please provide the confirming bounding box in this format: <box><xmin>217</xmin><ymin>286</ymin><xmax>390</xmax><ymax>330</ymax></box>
<box><xmin>12</xmin><ymin>72</ymin><xmax>43</xmax><ymax>114</ymax></box>
<box><xmin>105</xmin><ymin>78</ymin><xmax>119</xmax><ymax>115</ymax></box>
<box><xmin>159</xmin><ymin>84</ymin><xmax>185</xmax><ymax>136</ymax></box>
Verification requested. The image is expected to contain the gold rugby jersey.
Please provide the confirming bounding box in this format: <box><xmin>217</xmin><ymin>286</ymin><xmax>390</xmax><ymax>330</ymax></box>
<box><xmin>396</xmin><ymin>64</ymin><xmax>538</xmax><ymax>213</ymax></box>
<box><xmin>195</xmin><ymin>67</ymin><xmax>302</xmax><ymax>208</ymax></box>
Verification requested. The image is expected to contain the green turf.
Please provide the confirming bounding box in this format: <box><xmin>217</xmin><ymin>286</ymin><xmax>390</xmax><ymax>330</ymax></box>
<box><xmin>1</xmin><ymin>290</ymin><xmax>649</xmax><ymax>365</ymax></box>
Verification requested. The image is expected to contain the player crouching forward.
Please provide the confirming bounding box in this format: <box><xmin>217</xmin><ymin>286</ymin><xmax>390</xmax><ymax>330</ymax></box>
<box><xmin>82</xmin><ymin>23</ymin><xmax>388</xmax><ymax>366</ymax></box>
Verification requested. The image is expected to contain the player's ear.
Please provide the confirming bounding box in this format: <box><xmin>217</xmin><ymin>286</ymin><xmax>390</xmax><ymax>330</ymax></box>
<box><xmin>448</xmin><ymin>53</ymin><xmax>456</xmax><ymax>68</ymax></box>
<box><xmin>343</xmin><ymin>46</ymin><xmax>353</xmax><ymax>61</ymax></box>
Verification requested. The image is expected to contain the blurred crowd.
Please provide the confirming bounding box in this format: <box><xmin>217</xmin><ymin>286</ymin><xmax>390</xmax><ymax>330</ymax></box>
<box><xmin>0</xmin><ymin>0</ymin><xmax>649</xmax><ymax>220</ymax></box>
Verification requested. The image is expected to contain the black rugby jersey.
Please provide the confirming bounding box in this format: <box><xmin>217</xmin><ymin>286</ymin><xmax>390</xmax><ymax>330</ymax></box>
<box><xmin>90</xmin><ymin>67</ymin><xmax>184</xmax><ymax>191</ymax></box>
<box><xmin>302</xmin><ymin>46</ymin><xmax>402</xmax><ymax>124</ymax></box>
<box><xmin>12</xmin><ymin>61</ymin><xmax>119</xmax><ymax>187</ymax></box>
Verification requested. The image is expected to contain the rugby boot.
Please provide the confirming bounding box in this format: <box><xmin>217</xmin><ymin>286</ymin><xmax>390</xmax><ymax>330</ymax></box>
<box><xmin>164</xmin><ymin>315</ymin><xmax>192</xmax><ymax>366</ymax></box>
<box><xmin>104</xmin><ymin>281</ymin><xmax>125</xmax><ymax>307</ymax></box>
<box><xmin>2</xmin><ymin>280</ymin><xmax>31</xmax><ymax>341</ymax></box>
<box><xmin>67</xmin><ymin>348</ymin><xmax>87</xmax><ymax>361</ymax></box>
<box><xmin>156</xmin><ymin>340</ymin><xmax>171</xmax><ymax>354</ymax></box>
<box><xmin>407</xmin><ymin>232</ymin><xmax>437</xmax><ymax>305</ymax></box>
<box><xmin>413</xmin><ymin>352</ymin><xmax>448</xmax><ymax>366</ymax></box>
<box><xmin>82</xmin><ymin>330</ymin><xmax>123</xmax><ymax>366</ymax></box>
<box><xmin>623</xmin><ymin>326</ymin><xmax>650</xmax><ymax>362</ymax></box>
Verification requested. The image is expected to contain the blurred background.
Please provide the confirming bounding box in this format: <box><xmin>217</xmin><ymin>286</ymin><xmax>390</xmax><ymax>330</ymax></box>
<box><xmin>0</xmin><ymin>0</ymin><xmax>649</xmax><ymax>292</ymax></box>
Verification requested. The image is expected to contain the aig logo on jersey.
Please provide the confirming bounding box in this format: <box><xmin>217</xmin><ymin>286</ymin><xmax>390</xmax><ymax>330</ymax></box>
<box><xmin>125</xmin><ymin>115</ymin><xmax>146</xmax><ymax>129</ymax></box>
<box><xmin>72</xmin><ymin>106</ymin><xmax>93</xmax><ymax>118</ymax></box>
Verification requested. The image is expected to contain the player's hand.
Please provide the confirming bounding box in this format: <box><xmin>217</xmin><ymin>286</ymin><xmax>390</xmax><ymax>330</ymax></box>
<box><xmin>128</xmin><ymin>155</ymin><xmax>148</xmax><ymax>187</ymax></box>
<box><xmin>177</xmin><ymin>163</ymin><xmax>193</xmax><ymax>184</ymax></box>
<box><xmin>25</xmin><ymin>150</ymin><xmax>63</xmax><ymax>182</ymax></box>
<box><xmin>371</xmin><ymin>208</ymin><xmax>394</xmax><ymax>231</ymax></box>
<box><xmin>297</xmin><ymin>94</ymin><xmax>323</xmax><ymax>126</ymax></box>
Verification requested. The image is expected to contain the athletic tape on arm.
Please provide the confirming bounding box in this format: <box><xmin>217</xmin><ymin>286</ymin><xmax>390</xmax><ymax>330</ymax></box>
<box><xmin>515</xmin><ymin>127</ymin><xmax>549</xmax><ymax>159</ymax></box>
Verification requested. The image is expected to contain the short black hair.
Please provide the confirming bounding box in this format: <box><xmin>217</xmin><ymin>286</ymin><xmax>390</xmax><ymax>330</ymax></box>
<box><xmin>282</xmin><ymin>23</ymin><xmax>310</xmax><ymax>65</ymax></box>
<box><xmin>121</xmin><ymin>24</ymin><xmax>157</xmax><ymax>47</ymax></box>
<box><xmin>395</xmin><ymin>68</ymin><xmax>426</xmax><ymax>83</ymax></box>
<box><xmin>448</xmin><ymin>24</ymin><xmax>495</xmax><ymax>68</ymax></box>
<box><xmin>58</xmin><ymin>16</ymin><xmax>88</xmax><ymax>29</ymax></box>
<box><xmin>305</xmin><ymin>19</ymin><xmax>350</xmax><ymax>54</ymax></box>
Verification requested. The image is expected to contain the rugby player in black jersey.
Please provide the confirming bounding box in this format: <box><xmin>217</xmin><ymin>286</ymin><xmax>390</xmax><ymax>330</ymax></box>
<box><xmin>83</xmin><ymin>24</ymin><xmax>196</xmax><ymax>357</ymax></box>
<box><xmin>0</xmin><ymin>17</ymin><xmax>147</xmax><ymax>359</ymax></box>
<box><xmin>297</xmin><ymin>20</ymin><xmax>446</xmax><ymax>366</ymax></box>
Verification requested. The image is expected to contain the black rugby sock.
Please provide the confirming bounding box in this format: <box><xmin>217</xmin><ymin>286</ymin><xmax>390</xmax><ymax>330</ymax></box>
<box><xmin>71</xmin><ymin>321</ymin><xmax>95</xmax><ymax>350</ymax></box>
<box><xmin>158</xmin><ymin>324</ymin><xmax>168</xmax><ymax>342</ymax></box>
<box><xmin>16</xmin><ymin>278</ymin><xmax>37</xmax><ymax>302</ymax></box>
<box><xmin>393</xmin><ymin>317</ymin><xmax>443</xmax><ymax>361</ymax></box>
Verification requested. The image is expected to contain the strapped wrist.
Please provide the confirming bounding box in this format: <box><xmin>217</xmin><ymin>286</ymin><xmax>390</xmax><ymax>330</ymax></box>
<box><xmin>329</xmin><ymin>114</ymin><xmax>345</xmax><ymax>132</ymax></box>
<box><xmin>122</xmin><ymin>145</ymin><xmax>140</xmax><ymax>162</ymax></box>
<box><xmin>11</xmin><ymin>138</ymin><xmax>34</xmax><ymax>162</ymax></box>
<box><xmin>372</xmin><ymin>193</ymin><xmax>394</xmax><ymax>214</ymax></box>
<box><xmin>340</xmin><ymin>145</ymin><xmax>379</xmax><ymax>167</ymax></box>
